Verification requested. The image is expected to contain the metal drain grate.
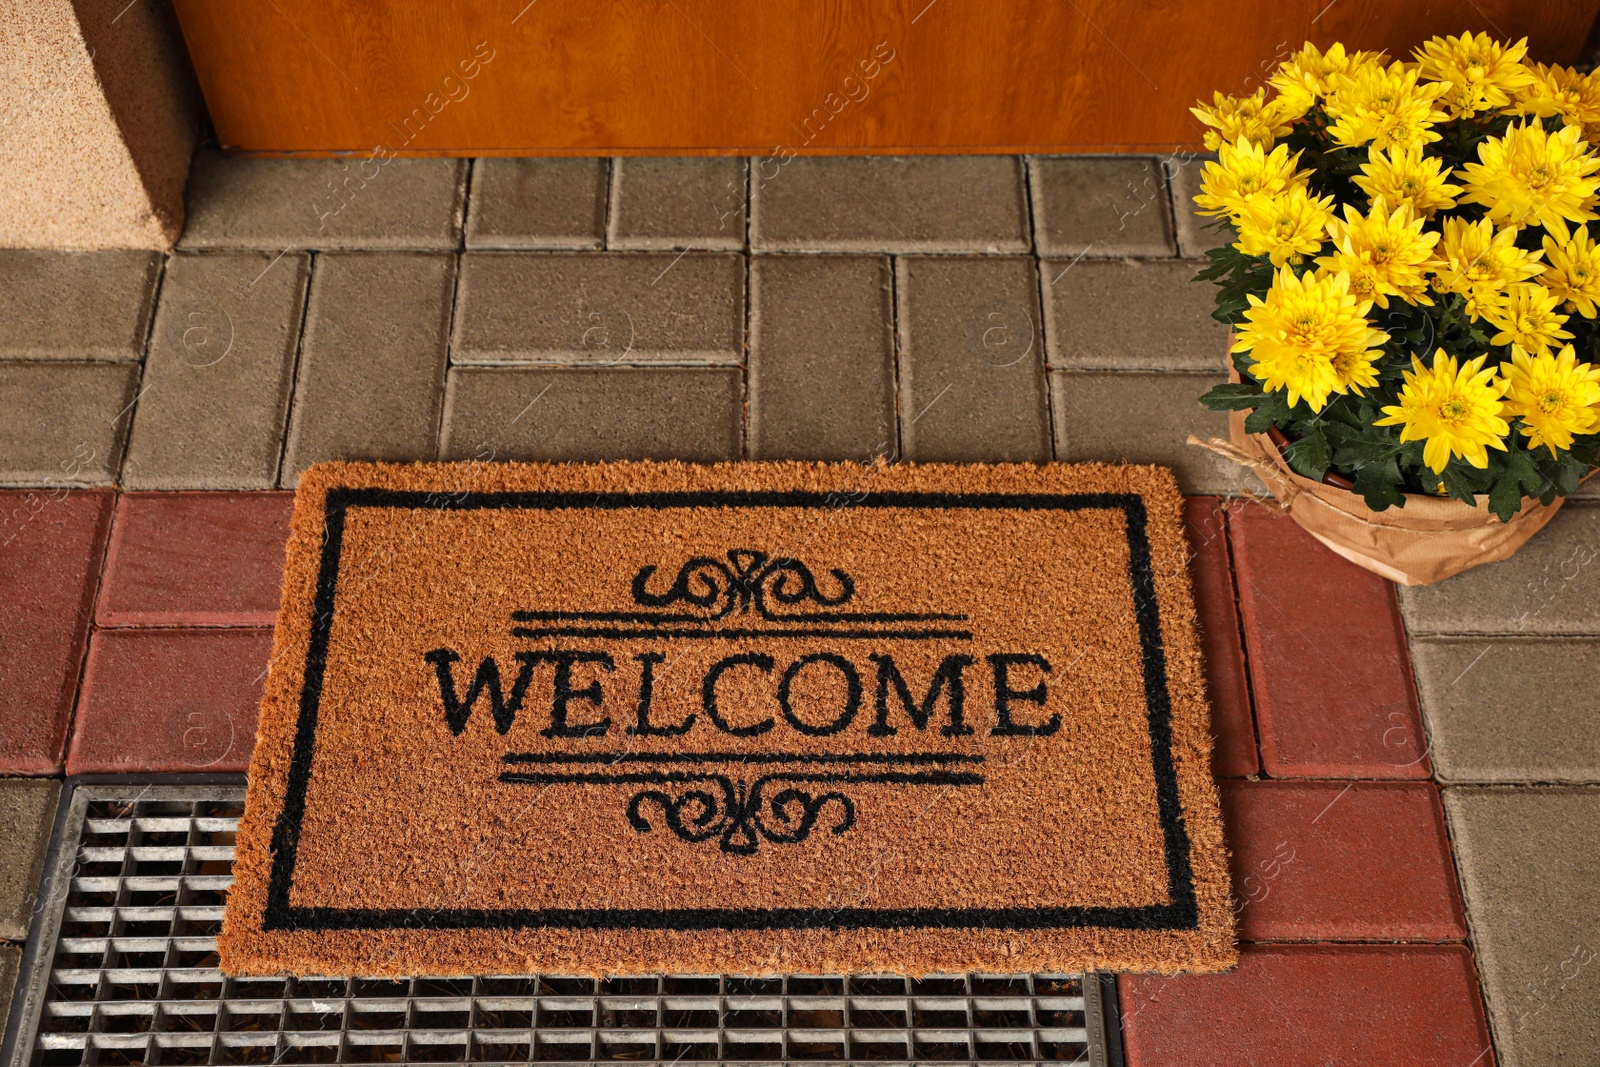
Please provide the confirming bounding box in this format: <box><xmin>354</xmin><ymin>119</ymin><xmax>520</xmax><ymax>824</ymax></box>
<box><xmin>3</xmin><ymin>784</ymin><xmax>1120</xmax><ymax>1066</ymax></box>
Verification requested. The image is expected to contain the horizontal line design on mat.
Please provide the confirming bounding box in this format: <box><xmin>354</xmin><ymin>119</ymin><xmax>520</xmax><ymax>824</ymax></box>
<box><xmin>499</xmin><ymin>769</ymin><xmax>986</xmax><ymax>787</ymax></box>
<box><xmin>513</xmin><ymin>609</ymin><xmax>970</xmax><ymax>622</ymax></box>
<box><xmin>510</xmin><ymin>625</ymin><xmax>975</xmax><ymax>640</ymax></box>
<box><xmin>325</xmin><ymin>488</ymin><xmax>1148</xmax><ymax>512</ymax></box>
<box><xmin>277</xmin><ymin>904</ymin><xmax>1190</xmax><ymax>932</ymax></box>
<box><xmin>500</xmin><ymin>751</ymin><xmax>986</xmax><ymax>765</ymax></box>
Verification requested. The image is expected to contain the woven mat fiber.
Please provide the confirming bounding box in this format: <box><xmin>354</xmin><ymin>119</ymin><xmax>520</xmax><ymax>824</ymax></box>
<box><xmin>220</xmin><ymin>460</ymin><xmax>1235</xmax><ymax>976</ymax></box>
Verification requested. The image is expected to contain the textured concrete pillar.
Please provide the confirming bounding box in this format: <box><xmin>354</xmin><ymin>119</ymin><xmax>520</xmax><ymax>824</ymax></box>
<box><xmin>1</xmin><ymin>0</ymin><xmax>200</xmax><ymax>248</ymax></box>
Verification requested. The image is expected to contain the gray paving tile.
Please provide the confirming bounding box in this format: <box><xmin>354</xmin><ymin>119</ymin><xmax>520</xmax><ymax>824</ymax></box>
<box><xmin>441</xmin><ymin>367</ymin><xmax>740</xmax><ymax>462</ymax></box>
<box><xmin>281</xmin><ymin>254</ymin><xmax>454</xmax><ymax>485</ymax></box>
<box><xmin>464</xmin><ymin>158</ymin><xmax>607</xmax><ymax>250</ymax></box>
<box><xmin>1445</xmin><ymin>788</ymin><xmax>1600</xmax><ymax>1066</ymax></box>
<box><xmin>751</xmin><ymin>157</ymin><xmax>1028</xmax><ymax>252</ymax></box>
<box><xmin>0</xmin><ymin>363</ymin><xmax>138</xmax><ymax>487</ymax></box>
<box><xmin>180</xmin><ymin>150</ymin><xmax>466</xmax><ymax>250</ymax></box>
<box><xmin>1042</xmin><ymin>258</ymin><xmax>1229</xmax><ymax>372</ymax></box>
<box><xmin>1400</xmin><ymin>504</ymin><xmax>1600</xmax><ymax>635</ymax></box>
<box><xmin>0</xmin><ymin>779</ymin><xmax>59</xmax><ymax>940</ymax></box>
<box><xmin>1414</xmin><ymin>638</ymin><xmax>1600</xmax><ymax>783</ymax></box>
<box><xmin>895</xmin><ymin>256</ymin><xmax>1049</xmax><ymax>462</ymax></box>
<box><xmin>1051</xmin><ymin>371</ymin><xmax>1258</xmax><ymax>495</ymax></box>
<box><xmin>1028</xmin><ymin>155</ymin><xmax>1175</xmax><ymax>257</ymax></box>
<box><xmin>748</xmin><ymin>255</ymin><xmax>895</xmax><ymax>460</ymax></box>
<box><xmin>1164</xmin><ymin>152</ymin><xmax>1233</xmax><ymax>259</ymax></box>
<box><xmin>122</xmin><ymin>253</ymin><xmax>310</xmax><ymax>489</ymax></box>
<box><xmin>451</xmin><ymin>253</ymin><xmax>744</xmax><ymax>365</ymax></box>
<box><xmin>0</xmin><ymin>251</ymin><xmax>161</xmax><ymax>361</ymax></box>
<box><xmin>608</xmin><ymin>157</ymin><xmax>747</xmax><ymax>250</ymax></box>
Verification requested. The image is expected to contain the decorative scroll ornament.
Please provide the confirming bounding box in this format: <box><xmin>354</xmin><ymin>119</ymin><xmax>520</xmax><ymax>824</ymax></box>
<box><xmin>625</xmin><ymin>773</ymin><xmax>855</xmax><ymax>855</ymax></box>
<box><xmin>631</xmin><ymin>549</ymin><xmax>855</xmax><ymax>620</ymax></box>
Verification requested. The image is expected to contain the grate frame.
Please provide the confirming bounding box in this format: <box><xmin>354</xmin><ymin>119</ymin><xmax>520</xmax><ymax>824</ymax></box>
<box><xmin>4</xmin><ymin>781</ymin><xmax>1122</xmax><ymax>1067</ymax></box>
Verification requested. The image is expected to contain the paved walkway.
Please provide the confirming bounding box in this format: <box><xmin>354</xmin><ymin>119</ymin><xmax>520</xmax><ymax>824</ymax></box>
<box><xmin>1</xmin><ymin>153</ymin><xmax>1596</xmax><ymax>1066</ymax></box>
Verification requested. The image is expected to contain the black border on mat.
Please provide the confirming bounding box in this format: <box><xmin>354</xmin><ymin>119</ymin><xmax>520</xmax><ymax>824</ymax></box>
<box><xmin>262</xmin><ymin>488</ymin><xmax>1199</xmax><ymax>934</ymax></box>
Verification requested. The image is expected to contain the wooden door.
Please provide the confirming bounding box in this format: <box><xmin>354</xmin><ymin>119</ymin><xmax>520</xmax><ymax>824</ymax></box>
<box><xmin>168</xmin><ymin>0</ymin><xmax>1598</xmax><ymax>155</ymax></box>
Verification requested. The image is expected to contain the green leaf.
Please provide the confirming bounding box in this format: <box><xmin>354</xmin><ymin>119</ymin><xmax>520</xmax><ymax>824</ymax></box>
<box><xmin>1282</xmin><ymin>424</ymin><xmax>1331</xmax><ymax>480</ymax></box>
<box><xmin>1243</xmin><ymin>392</ymin><xmax>1291</xmax><ymax>435</ymax></box>
<box><xmin>1568</xmin><ymin>434</ymin><xmax>1599</xmax><ymax>469</ymax></box>
<box><xmin>1488</xmin><ymin>471</ymin><xmax>1524</xmax><ymax>522</ymax></box>
<box><xmin>1198</xmin><ymin>383</ymin><xmax>1267</xmax><ymax>410</ymax></box>
<box><xmin>1321</xmin><ymin>403</ymin><xmax>1368</xmax><ymax>431</ymax></box>
<box><xmin>1552</xmin><ymin>458</ymin><xmax>1586</xmax><ymax>497</ymax></box>
<box><xmin>1330</xmin><ymin>431</ymin><xmax>1402</xmax><ymax>470</ymax></box>
<box><xmin>1242</xmin><ymin>409</ymin><xmax>1274</xmax><ymax>435</ymax></box>
<box><xmin>1193</xmin><ymin>249</ymin><xmax>1242</xmax><ymax>281</ymax></box>
<box><xmin>1353</xmin><ymin>460</ymin><xmax>1405</xmax><ymax>511</ymax></box>
<box><xmin>1212</xmin><ymin>294</ymin><xmax>1250</xmax><ymax>325</ymax></box>
<box><xmin>1504</xmin><ymin>446</ymin><xmax>1548</xmax><ymax>496</ymax></box>
<box><xmin>1439</xmin><ymin>464</ymin><xmax>1480</xmax><ymax>506</ymax></box>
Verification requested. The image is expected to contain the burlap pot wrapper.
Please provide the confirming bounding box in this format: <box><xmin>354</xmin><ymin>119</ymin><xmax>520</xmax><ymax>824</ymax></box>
<box><xmin>1187</xmin><ymin>406</ymin><xmax>1565</xmax><ymax>586</ymax></box>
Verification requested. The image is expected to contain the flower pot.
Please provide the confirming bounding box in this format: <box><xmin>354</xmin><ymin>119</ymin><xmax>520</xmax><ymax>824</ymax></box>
<box><xmin>1220</xmin><ymin>405</ymin><xmax>1566</xmax><ymax>586</ymax></box>
<box><xmin>1192</xmin><ymin>354</ymin><xmax>1570</xmax><ymax>586</ymax></box>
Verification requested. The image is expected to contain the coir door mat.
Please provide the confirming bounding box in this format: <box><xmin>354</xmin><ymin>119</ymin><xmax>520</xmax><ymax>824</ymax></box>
<box><xmin>221</xmin><ymin>460</ymin><xmax>1235</xmax><ymax>977</ymax></box>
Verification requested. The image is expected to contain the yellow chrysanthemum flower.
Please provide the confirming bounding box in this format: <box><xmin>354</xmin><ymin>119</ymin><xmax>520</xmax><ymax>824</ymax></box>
<box><xmin>1231</xmin><ymin>266</ymin><xmax>1388</xmax><ymax>411</ymax></box>
<box><xmin>1498</xmin><ymin>343</ymin><xmax>1600</xmax><ymax>455</ymax></box>
<box><xmin>1352</xmin><ymin>143</ymin><xmax>1461</xmax><ymax>219</ymax></box>
<box><xmin>1194</xmin><ymin>138</ymin><xmax>1309</xmax><ymax>219</ymax></box>
<box><xmin>1481</xmin><ymin>283</ymin><xmax>1574</xmax><ymax>354</ymax></box>
<box><xmin>1191</xmin><ymin>88</ymin><xmax>1296</xmax><ymax>152</ymax></box>
<box><xmin>1512</xmin><ymin>63</ymin><xmax>1600</xmax><ymax>138</ymax></box>
<box><xmin>1268</xmin><ymin>41</ymin><xmax>1386</xmax><ymax>115</ymax></box>
<box><xmin>1316</xmin><ymin>198</ymin><xmax>1440</xmax><ymax>308</ymax></box>
<box><xmin>1234</xmin><ymin>187</ymin><xmax>1334</xmax><ymax>266</ymax></box>
<box><xmin>1330</xmin><ymin>344</ymin><xmax>1383</xmax><ymax>398</ymax></box>
<box><xmin>1457</xmin><ymin>122</ymin><xmax>1600</xmax><ymax>240</ymax></box>
<box><xmin>1414</xmin><ymin>32</ymin><xmax>1536</xmax><ymax>119</ymax></box>
<box><xmin>1429</xmin><ymin>216</ymin><xmax>1546</xmax><ymax>317</ymax></box>
<box><xmin>1375</xmin><ymin>350</ymin><xmax>1511</xmax><ymax>472</ymax></box>
<box><xmin>1325</xmin><ymin>60</ymin><xmax>1450</xmax><ymax>151</ymax></box>
<box><xmin>1541</xmin><ymin>228</ymin><xmax>1600</xmax><ymax>317</ymax></box>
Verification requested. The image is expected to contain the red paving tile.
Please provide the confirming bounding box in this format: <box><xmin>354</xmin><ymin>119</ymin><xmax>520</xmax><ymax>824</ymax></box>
<box><xmin>1222</xmin><ymin>780</ymin><xmax>1467</xmax><ymax>942</ymax></box>
<box><xmin>1227</xmin><ymin>502</ymin><xmax>1428</xmax><ymax>778</ymax></box>
<box><xmin>0</xmin><ymin>489</ymin><xmax>114</xmax><ymax>774</ymax></box>
<box><xmin>67</xmin><ymin>628</ymin><xmax>271</xmax><ymax>774</ymax></box>
<box><xmin>1119</xmin><ymin>944</ymin><xmax>1494</xmax><ymax>1066</ymax></box>
<box><xmin>97</xmin><ymin>492</ymin><xmax>294</xmax><ymax>627</ymax></box>
<box><xmin>1183</xmin><ymin>496</ymin><xmax>1258</xmax><ymax>777</ymax></box>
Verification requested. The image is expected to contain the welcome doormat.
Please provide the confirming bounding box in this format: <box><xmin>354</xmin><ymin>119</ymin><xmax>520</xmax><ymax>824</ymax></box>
<box><xmin>220</xmin><ymin>460</ymin><xmax>1235</xmax><ymax>976</ymax></box>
